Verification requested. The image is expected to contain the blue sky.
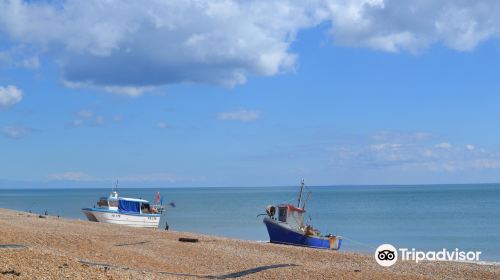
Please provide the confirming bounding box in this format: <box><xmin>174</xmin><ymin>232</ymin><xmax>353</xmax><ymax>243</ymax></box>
<box><xmin>2</xmin><ymin>0</ymin><xmax>500</xmax><ymax>187</ymax></box>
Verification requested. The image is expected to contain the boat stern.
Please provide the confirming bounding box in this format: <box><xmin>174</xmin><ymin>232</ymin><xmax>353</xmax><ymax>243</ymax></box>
<box><xmin>328</xmin><ymin>235</ymin><xmax>342</xmax><ymax>250</ymax></box>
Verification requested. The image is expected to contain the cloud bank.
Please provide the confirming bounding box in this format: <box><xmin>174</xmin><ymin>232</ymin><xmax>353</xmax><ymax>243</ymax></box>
<box><xmin>0</xmin><ymin>0</ymin><xmax>499</xmax><ymax>94</ymax></box>
<box><xmin>47</xmin><ymin>171</ymin><xmax>92</xmax><ymax>181</ymax></box>
<box><xmin>330</xmin><ymin>132</ymin><xmax>500</xmax><ymax>173</ymax></box>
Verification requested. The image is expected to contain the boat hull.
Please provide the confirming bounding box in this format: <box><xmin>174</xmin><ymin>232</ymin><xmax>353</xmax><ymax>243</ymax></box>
<box><xmin>82</xmin><ymin>208</ymin><xmax>161</xmax><ymax>228</ymax></box>
<box><xmin>263</xmin><ymin>218</ymin><xmax>341</xmax><ymax>250</ymax></box>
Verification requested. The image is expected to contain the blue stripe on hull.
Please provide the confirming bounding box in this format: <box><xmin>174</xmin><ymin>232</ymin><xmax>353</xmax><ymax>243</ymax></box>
<box><xmin>263</xmin><ymin>218</ymin><xmax>339</xmax><ymax>250</ymax></box>
<box><xmin>81</xmin><ymin>207</ymin><xmax>161</xmax><ymax>217</ymax></box>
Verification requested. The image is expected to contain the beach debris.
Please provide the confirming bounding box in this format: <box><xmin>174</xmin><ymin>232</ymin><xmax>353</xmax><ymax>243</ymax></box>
<box><xmin>1</xmin><ymin>270</ymin><xmax>21</xmax><ymax>276</ymax></box>
<box><xmin>115</xmin><ymin>241</ymin><xmax>150</xmax><ymax>247</ymax></box>
<box><xmin>354</xmin><ymin>269</ymin><xmax>361</xmax><ymax>272</ymax></box>
<box><xmin>0</xmin><ymin>244</ymin><xmax>28</xmax><ymax>249</ymax></box>
<box><xmin>58</xmin><ymin>263</ymin><xmax>69</xmax><ymax>269</ymax></box>
<box><xmin>38</xmin><ymin>215</ymin><xmax>46</xmax><ymax>218</ymax></box>
<box><xmin>178</xmin><ymin>237</ymin><xmax>199</xmax><ymax>243</ymax></box>
<box><xmin>80</xmin><ymin>260</ymin><xmax>112</xmax><ymax>268</ymax></box>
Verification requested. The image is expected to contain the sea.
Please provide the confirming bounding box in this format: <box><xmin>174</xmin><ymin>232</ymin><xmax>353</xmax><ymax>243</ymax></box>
<box><xmin>0</xmin><ymin>184</ymin><xmax>499</xmax><ymax>262</ymax></box>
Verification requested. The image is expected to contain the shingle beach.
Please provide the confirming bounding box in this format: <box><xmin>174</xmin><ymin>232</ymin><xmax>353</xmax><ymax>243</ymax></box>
<box><xmin>0</xmin><ymin>208</ymin><xmax>498</xmax><ymax>279</ymax></box>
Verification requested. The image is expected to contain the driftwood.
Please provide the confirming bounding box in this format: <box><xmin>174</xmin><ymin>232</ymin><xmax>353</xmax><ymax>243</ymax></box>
<box><xmin>178</xmin><ymin>237</ymin><xmax>199</xmax><ymax>243</ymax></box>
<box><xmin>1</xmin><ymin>270</ymin><xmax>21</xmax><ymax>276</ymax></box>
<box><xmin>114</xmin><ymin>241</ymin><xmax>150</xmax><ymax>247</ymax></box>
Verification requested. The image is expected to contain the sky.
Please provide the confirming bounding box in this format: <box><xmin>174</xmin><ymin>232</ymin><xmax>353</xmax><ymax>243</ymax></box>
<box><xmin>2</xmin><ymin>0</ymin><xmax>500</xmax><ymax>188</ymax></box>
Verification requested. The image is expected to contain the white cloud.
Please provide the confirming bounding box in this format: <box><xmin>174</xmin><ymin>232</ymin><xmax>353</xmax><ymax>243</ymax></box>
<box><xmin>157</xmin><ymin>121</ymin><xmax>168</xmax><ymax>129</ymax></box>
<box><xmin>47</xmin><ymin>172</ymin><xmax>91</xmax><ymax>181</ymax></box>
<box><xmin>218</xmin><ymin>109</ymin><xmax>260</xmax><ymax>122</ymax></box>
<box><xmin>103</xmin><ymin>86</ymin><xmax>151</xmax><ymax>97</ymax></box>
<box><xmin>436</xmin><ymin>142</ymin><xmax>452</xmax><ymax>149</ymax></box>
<box><xmin>69</xmin><ymin>119</ymin><xmax>84</xmax><ymax>127</ymax></box>
<box><xmin>0</xmin><ymin>0</ymin><xmax>499</xmax><ymax>95</ymax></box>
<box><xmin>371</xmin><ymin>131</ymin><xmax>431</xmax><ymax>142</ymax></box>
<box><xmin>466</xmin><ymin>144</ymin><xmax>475</xmax><ymax>151</ymax></box>
<box><xmin>76</xmin><ymin>109</ymin><xmax>93</xmax><ymax>118</ymax></box>
<box><xmin>69</xmin><ymin>109</ymin><xmax>106</xmax><ymax>127</ymax></box>
<box><xmin>0</xmin><ymin>85</ymin><xmax>23</xmax><ymax>108</ymax></box>
<box><xmin>63</xmin><ymin>81</ymin><xmax>152</xmax><ymax>97</ymax></box>
<box><xmin>1</xmin><ymin>124</ymin><xmax>31</xmax><ymax>139</ymax></box>
<box><xmin>0</xmin><ymin>0</ymin><xmax>318</xmax><ymax>93</ymax></box>
<box><xmin>16</xmin><ymin>56</ymin><xmax>40</xmax><ymax>69</ymax></box>
<box><xmin>94</xmin><ymin>115</ymin><xmax>104</xmax><ymax>125</ymax></box>
<box><xmin>323</xmin><ymin>0</ymin><xmax>500</xmax><ymax>52</ymax></box>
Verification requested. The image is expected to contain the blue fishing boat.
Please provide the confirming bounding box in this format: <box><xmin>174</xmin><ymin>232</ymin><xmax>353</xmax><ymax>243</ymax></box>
<box><xmin>262</xmin><ymin>179</ymin><xmax>342</xmax><ymax>250</ymax></box>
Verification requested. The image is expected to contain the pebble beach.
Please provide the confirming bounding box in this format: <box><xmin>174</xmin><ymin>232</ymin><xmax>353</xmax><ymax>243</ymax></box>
<box><xmin>0</xmin><ymin>208</ymin><xmax>498</xmax><ymax>279</ymax></box>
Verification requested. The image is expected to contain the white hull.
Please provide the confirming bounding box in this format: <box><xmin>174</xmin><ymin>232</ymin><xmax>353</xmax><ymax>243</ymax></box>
<box><xmin>82</xmin><ymin>209</ymin><xmax>161</xmax><ymax>228</ymax></box>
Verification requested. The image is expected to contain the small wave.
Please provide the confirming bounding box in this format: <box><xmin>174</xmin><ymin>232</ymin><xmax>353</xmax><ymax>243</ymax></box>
<box><xmin>441</xmin><ymin>260</ymin><xmax>500</xmax><ymax>266</ymax></box>
<box><xmin>474</xmin><ymin>261</ymin><xmax>500</xmax><ymax>266</ymax></box>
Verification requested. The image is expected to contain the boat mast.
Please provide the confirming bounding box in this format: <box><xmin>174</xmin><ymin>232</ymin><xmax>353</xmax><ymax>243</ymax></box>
<box><xmin>110</xmin><ymin>180</ymin><xmax>119</xmax><ymax>199</ymax></box>
<box><xmin>297</xmin><ymin>178</ymin><xmax>305</xmax><ymax>208</ymax></box>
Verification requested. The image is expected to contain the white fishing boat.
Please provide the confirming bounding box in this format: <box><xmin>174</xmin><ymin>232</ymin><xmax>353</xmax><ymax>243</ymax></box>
<box><xmin>82</xmin><ymin>184</ymin><xmax>166</xmax><ymax>228</ymax></box>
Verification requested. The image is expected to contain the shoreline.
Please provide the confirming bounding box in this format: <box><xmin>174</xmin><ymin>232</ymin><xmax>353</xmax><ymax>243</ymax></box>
<box><xmin>0</xmin><ymin>208</ymin><xmax>499</xmax><ymax>279</ymax></box>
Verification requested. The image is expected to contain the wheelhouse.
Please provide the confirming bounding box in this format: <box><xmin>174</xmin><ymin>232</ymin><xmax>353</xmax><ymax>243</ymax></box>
<box><xmin>277</xmin><ymin>204</ymin><xmax>305</xmax><ymax>229</ymax></box>
<box><xmin>96</xmin><ymin>196</ymin><xmax>118</xmax><ymax>210</ymax></box>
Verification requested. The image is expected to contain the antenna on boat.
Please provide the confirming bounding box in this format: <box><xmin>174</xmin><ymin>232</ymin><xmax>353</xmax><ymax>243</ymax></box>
<box><xmin>297</xmin><ymin>178</ymin><xmax>305</xmax><ymax>208</ymax></box>
<box><xmin>110</xmin><ymin>180</ymin><xmax>119</xmax><ymax>199</ymax></box>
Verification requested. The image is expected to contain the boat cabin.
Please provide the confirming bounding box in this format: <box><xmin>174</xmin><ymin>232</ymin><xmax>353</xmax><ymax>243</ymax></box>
<box><xmin>95</xmin><ymin>195</ymin><xmax>158</xmax><ymax>214</ymax></box>
<box><xmin>117</xmin><ymin>197</ymin><xmax>158</xmax><ymax>214</ymax></box>
<box><xmin>96</xmin><ymin>197</ymin><xmax>118</xmax><ymax>210</ymax></box>
<box><xmin>277</xmin><ymin>204</ymin><xmax>305</xmax><ymax>230</ymax></box>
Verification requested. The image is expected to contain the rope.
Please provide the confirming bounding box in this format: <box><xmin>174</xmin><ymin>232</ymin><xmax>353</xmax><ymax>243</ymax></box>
<box><xmin>283</xmin><ymin>192</ymin><xmax>298</xmax><ymax>205</ymax></box>
<box><xmin>340</xmin><ymin>236</ymin><xmax>378</xmax><ymax>250</ymax></box>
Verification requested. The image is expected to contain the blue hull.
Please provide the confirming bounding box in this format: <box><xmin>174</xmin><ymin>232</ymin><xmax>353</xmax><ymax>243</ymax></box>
<box><xmin>263</xmin><ymin>218</ymin><xmax>341</xmax><ymax>250</ymax></box>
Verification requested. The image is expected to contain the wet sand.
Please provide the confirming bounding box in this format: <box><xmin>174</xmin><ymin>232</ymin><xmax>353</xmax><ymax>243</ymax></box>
<box><xmin>0</xmin><ymin>208</ymin><xmax>498</xmax><ymax>279</ymax></box>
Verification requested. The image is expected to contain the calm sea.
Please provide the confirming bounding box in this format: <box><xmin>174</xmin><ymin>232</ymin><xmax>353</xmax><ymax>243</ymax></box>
<box><xmin>0</xmin><ymin>184</ymin><xmax>499</xmax><ymax>261</ymax></box>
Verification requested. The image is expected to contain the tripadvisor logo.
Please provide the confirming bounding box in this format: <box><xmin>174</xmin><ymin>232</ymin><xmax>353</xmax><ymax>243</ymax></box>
<box><xmin>375</xmin><ymin>244</ymin><xmax>397</xmax><ymax>267</ymax></box>
<box><xmin>375</xmin><ymin>244</ymin><xmax>482</xmax><ymax>267</ymax></box>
